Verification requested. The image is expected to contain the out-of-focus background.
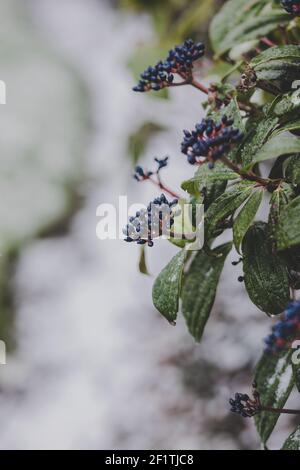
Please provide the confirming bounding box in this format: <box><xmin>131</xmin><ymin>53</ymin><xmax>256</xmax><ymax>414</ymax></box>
<box><xmin>0</xmin><ymin>0</ymin><xmax>298</xmax><ymax>450</ymax></box>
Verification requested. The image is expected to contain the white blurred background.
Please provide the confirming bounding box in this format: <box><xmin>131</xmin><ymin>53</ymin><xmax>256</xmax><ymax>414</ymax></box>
<box><xmin>0</xmin><ymin>0</ymin><xmax>297</xmax><ymax>450</ymax></box>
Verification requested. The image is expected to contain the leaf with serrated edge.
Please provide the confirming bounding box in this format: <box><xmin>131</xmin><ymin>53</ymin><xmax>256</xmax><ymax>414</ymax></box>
<box><xmin>182</xmin><ymin>243</ymin><xmax>232</xmax><ymax>342</ymax></box>
<box><xmin>233</xmin><ymin>188</ymin><xmax>263</xmax><ymax>253</ymax></box>
<box><xmin>152</xmin><ymin>249</ymin><xmax>186</xmax><ymax>323</ymax></box>
<box><xmin>254</xmin><ymin>350</ymin><xmax>294</xmax><ymax>444</ymax></box>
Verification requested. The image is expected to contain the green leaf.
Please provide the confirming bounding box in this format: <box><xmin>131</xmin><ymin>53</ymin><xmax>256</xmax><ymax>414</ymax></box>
<box><xmin>284</xmin><ymin>154</ymin><xmax>300</xmax><ymax>185</ymax></box>
<box><xmin>282</xmin><ymin>425</ymin><xmax>300</xmax><ymax>450</ymax></box>
<box><xmin>205</xmin><ymin>181</ymin><xmax>255</xmax><ymax>241</ymax></box>
<box><xmin>275</xmin><ymin>195</ymin><xmax>300</xmax><ymax>250</ymax></box>
<box><xmin>250</xmin><ymin>134</ymin><xmax>300</xmax><ymax>166</ymax></box>
<box><xmin>240</xmin><ymin>116</ymin><xmax>279</xmax><ymax>166</ymax></box>
<box><xmin>181</xmin><ymin>162</ymin><xmax>238</xmax><ymax>195</ymax></box>
<box><xmin>182</xmin><ymin>243</ymin><xmax>232</xmax><ymax>342</ymax></box>
<box><xmin>271</xmin><ymin>87</ymin><xmax>300</xmax><ymax>118</ymax></box>
<box><xmin>251</xmin><ymin>45</ymin><xmax>300</xmax><ymax>67</ymax></box>
<box><xmin>250</xmin><ymin>46</ymin><xmax>300</xmax><ymax>90</ymax></box>
<box><xmin>209</xmin><ymin>1</ymin><xmax>288</xmax><ymax>57</ymax></box>
<box><xmin>268</xmin><ymin>183</ymin><xmax>294</xmax><ymax>249</ymax></box>
<box><xmin>138</xmin><ymin>245</ymin><xmax>149</xmax><ymax>275</ymax></box>
<box><xmin>242</xmin><ymin>222</ymin><xmax>290</xmax><ymax>315</ymax></box>
<box><xmin>233</xmin><ymin>188</ymin><xmax>263</xmax><ymax>253</ymax></box>
<box><xmin>152</xmin><ymin>249</ymin><xmax>186</xmax><ymax>323</ymax></box>
<box><xmin>254</xmin><ymin>350</ymin><xmax>294</xmax><ymax>444</ymax></box>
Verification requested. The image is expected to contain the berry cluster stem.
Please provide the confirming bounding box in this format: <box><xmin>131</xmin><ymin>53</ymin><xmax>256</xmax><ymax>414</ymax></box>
<box><xmin>220</xmin><ymin>155</ymin><xmax>278</xmax><ymax>187</ymax></box>
<box><xmin>261</xmin><ymin>406</ymin><xmax>300</xmax><ymax>415</ymax></box>
<box><xmin>148</xmin><ymin>176</ymin><xmax>180</xmax><ymax>199</ymax></box>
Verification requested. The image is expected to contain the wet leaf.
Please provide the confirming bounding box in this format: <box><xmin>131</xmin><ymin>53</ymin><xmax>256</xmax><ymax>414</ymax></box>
<box><xmin>182</xmin><ymin>242</ymin><xmax>232</xmax><ymax>342</ymax></box>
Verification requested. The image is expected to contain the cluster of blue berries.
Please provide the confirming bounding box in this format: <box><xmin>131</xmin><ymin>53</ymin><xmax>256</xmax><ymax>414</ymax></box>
<box><xmin>181</xmin><ymin>115</ymin><xmax>243</xmax><ymax>166</ymax></box>
<box><xmin>123</xmin><ymin>194</ymin><xmax>179</xmax><ymax>247</ymax></box>
<box><xmin>229</xmin><ymin>386</ymin><xmax>261</xmax><ymax>418</ymax></box>
<box><xmin>264</xmin><ymin>300</ymin><xmax>300</xmax><ymax>354</ymax></box>
<box><xmin>281</xmin><ymin>0</ymin><xmax>300</xmax><ymax>15</ymax></box>
<box><xmin>133</xmin><ymin>157</ymin><xmax>169</xmax><ymax>182</ymax></box>
<box><xmin>133</xmin><ymin>39</ymin><xmax>205</xmax><ymax>93</ymax></box>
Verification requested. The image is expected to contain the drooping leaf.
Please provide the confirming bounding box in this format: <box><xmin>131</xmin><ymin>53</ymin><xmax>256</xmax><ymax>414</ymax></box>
<box><xmin>205</xmin><ymin>181</ymin><xmax>255</xmax><ymax>241</ymax></box>
<box><xmin>282</xmin><ymin>425</ymin><xmax>300</xmax><ymax>450</ymax></box>
<box><xmin>233</xmin><ymin>188</ymin><xmax>263</xmax><ymax>253</ymax></box>
<box><xmin>254</xmin><ymin>350</ymin><xmax>294</xmax><ymax>444</ymax></box>
<box><xmin>275</xmin><ymin>195</ymin><xmax>300</xmax><ymax>250</ymax></box>
<box><xmin>152</xmin><ymin>249</ymin><xmax>186</xmax><ymax>323</ymax></box>
<box><xmin>249</xmin><ymin>134</ymin><xmax>300</xmax><ymax>167</ymax></box>
<box><xmin>242</xmin><ymin>222</ymin><xmax>290</xmax><ymax>315</ymax></box>
<box><xmin>182</xmin><ymin>243</ymin><xmax>232</xmax><ymax>342</ymax></box>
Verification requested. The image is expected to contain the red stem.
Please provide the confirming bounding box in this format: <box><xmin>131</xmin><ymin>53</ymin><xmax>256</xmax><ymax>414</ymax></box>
<box><xmin>148</xmin><ymin>176</ymin><xmax>180</xmax><ymax>199</ymax></box>
<box><xmin>260</xmin><ymin>37</ymin><xmax>276</xmax><ymax>47</ymax></box>
<box><xmin>261</xmin><ymin>407</ymin><xmax>300</xmax><ymax>415</ymax></box>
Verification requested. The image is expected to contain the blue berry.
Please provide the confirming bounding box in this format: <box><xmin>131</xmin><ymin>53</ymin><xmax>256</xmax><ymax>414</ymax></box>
<box><xmin>133</xmin><ymin>39</ymin><xmax>205</xmax><ymax>93</ymax></box>
<box><xmin>229</xmin><ymin>389</ymin><xmax>261</xmax><ymax>418</ymax></box>
<box><xmin>181</xmin><ymin>116</ymin><xmax>243</xmax><ymax>165</ymax></box>
<box><xmin>123</xmin><ymin>195</ymin><xmax>180</xmax><ymax>247</ymax></box>
<box><xmin>264</xmin><ymin>300</ymin><xmax>300</xmax><ymax>354</ymax></box>
<box><xmin>133</xmin><ymin>156</ymin><xmax>169</xmax><ymax>182</ymax></box>
<box><xmin>281</xmin><ymin>0</ymin><xmax>300</xmax><ymax>15</ymax></box>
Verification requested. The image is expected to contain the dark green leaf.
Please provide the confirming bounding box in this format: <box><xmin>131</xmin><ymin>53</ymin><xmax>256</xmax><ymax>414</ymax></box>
<box><xmin>275</xmin><ymin>195</ymin><xmax>300</xmax><ymax>250</ymax></box>
<box><xmin>251</xmin><ymin>46</ymin><xmax>300</xmax><ymax>91</ymax></box>
<box><xmin>284</xmin><ymin>154</ymin><xmax>300</xmax><ymax>185</ymax></box>
<box><xmin>233</xmin><ymin>188</ymin><xmax>263</xmax><ymax>253</ymax></box>
<box><xmin>254</xmin><ymin>350</ymin><xmax>294</xmax><ymax>444</ymax></box>
<box><xmin>152</xmin><ymin>249</ymin><xmax>186</xmax><ymax>323</ymax></box>
<box><xmin>242</xmin><ymin>222</ymin><xmax>290</xmax><ymax>315</ymax></box>
<box><xmin>251</xmin><ymin>45</ymin><xmax>300</xmax><ymax>67</ymax></box>
<box><xmin>282</xmin><ymin>425</ymin><xmax>300</xmax><ymax>450</ymax></box>
<box><xmin>268</xmin><ymin>183</ymin><xmax>294</xmax><ymax>249</ymax></box>
<box><xmin>205</xmin><ymin>181</ymin><xmax>255</xmax><ymax>241</ymax></box>
<box><xmin>182</xmin><ymin>243</ymin><xmax>232</xmax><ymax>342</ymax></box>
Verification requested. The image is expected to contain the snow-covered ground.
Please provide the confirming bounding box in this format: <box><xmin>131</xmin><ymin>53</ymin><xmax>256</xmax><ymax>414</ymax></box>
<box><xmin>0</xmin><ymin>0</ymin><xmax>297</xmax><ymax>450</ymax></box>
